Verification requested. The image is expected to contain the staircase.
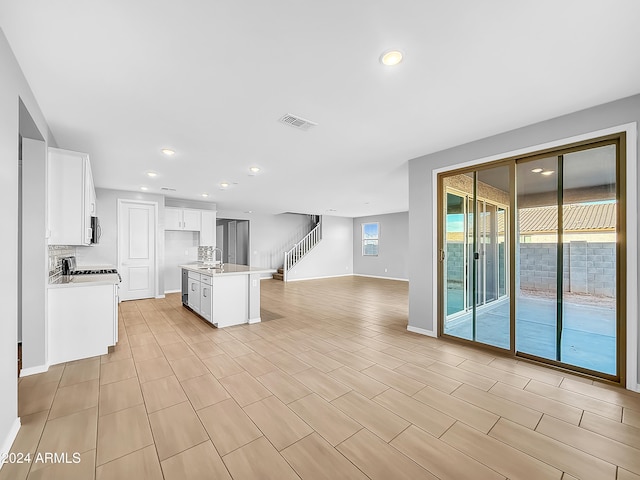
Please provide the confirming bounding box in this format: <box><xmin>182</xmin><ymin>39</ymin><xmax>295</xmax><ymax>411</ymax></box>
<box><xmin>273</xmin><ymin>216</ymin><xmax>322</xmax><ymax>281</ymax></box>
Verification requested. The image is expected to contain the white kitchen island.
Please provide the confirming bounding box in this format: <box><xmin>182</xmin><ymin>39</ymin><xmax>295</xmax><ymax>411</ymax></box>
<box><xmin>180</xmin><ymin>263</ymin><xmax>275</xmax><ymax>328</ymax></box>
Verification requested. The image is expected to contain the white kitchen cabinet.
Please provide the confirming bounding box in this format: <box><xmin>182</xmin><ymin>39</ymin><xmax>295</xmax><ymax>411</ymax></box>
<box><xmin>113</xmin><ymin>283</ymin><xmax>119</xmax><ymax>344</ymax></box>
<box><xmin>200</xmin><ymin>210</ymin><xmax>217</xmax><ymax>246</ymax></box>
<box><xmin>181</xmin><ymin>267</ymin><xmax>253</xmax><ymax>328</ymax></box>
<box><xmin>183</xmin><ymin>209</ymin><xmax>201</xmax><ymax>230</ymax></box>
<box><xmin>188</xmin><ymin>272</ymin><xmax>201</xmax><ymax>313</ymax></box>
<box><xmin>165</xmin><ymin>207</ymin><xmax>183</xmax><ymax>230</ymax></box>
<box><xmin>48</xmin><ymin>148</ymin><xmax>97</xmax><ymax>245</ymax></box>
<box><xmin>165</xmin><ymin>207</ymin><xmax>201</xmax><ymax>231</ymax></box>
<box><xmin>200</xmin><ymin>274</ymin><xmax>213</xmax><ymax>323</ymax></box>
<box><xmin>48</xmin><ymin>283</ymin><xmax>117</xmax><ymax>365</ymax></box>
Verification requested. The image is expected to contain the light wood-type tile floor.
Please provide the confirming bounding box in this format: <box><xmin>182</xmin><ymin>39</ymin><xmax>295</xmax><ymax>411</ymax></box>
<box><xmin>5</xmin><ymin>276</ymin><xmax>640</xmax><ymax>480</ymax></box>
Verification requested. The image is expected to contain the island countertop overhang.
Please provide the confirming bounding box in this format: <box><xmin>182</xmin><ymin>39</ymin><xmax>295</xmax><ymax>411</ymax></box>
<box><xmin>179</xmin><ymin>263</ymin><xmax>275</xmax><ymax>277</ymax></box>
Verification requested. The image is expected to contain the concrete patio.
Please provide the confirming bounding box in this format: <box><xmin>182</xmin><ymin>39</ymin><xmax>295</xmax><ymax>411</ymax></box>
<box><xmin>445</xmin><ymin>291</ymin><xmax>616</xmax><ymax>375</ymax></box>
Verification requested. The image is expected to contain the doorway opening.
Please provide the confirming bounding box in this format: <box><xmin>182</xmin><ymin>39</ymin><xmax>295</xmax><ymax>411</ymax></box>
<box><xmin>217</xmin><ymin>219</ymin><xmax>250</xmax><ymax>266</ymax></box>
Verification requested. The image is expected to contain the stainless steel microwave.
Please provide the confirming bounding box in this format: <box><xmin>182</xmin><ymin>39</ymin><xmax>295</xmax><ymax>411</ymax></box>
<box><xmin>90</xmin><ymin>216</ymin><xmax>101</xmax><ymax>244</ymax></box>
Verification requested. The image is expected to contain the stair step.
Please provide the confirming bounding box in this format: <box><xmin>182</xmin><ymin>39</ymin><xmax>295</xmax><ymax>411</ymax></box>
<box><xmin>272</xmin><ymin>273</ymin><xmax>284</xmax><ymax>281</ymax></box>
<box><xmin>277</xmin><ymin>268</ymin><xmax>284</xmax><ymax>274</ymax></box>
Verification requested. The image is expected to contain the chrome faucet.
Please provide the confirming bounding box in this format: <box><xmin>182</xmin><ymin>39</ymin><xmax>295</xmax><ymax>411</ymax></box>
<box><xmin>213</xmin><ymin>247</ymin><xmax>223</xmax><ymax>268</ymax></box>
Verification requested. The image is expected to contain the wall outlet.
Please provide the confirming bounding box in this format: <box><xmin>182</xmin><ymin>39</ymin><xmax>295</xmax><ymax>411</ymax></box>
<box><xmin>252</xmin><ymin>279</ymin><xmax>257</xmax><ymax>287</ymax></box>
<box><xmin>384</xmin><ymin>268</ymin><xmax>388</xmax><ymax>273</ymax></box>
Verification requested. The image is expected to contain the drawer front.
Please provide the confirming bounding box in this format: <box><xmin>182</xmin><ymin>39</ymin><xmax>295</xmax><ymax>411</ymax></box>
<box><xmin>201</xmin><ymin>274</ymin><xmax>212</xmax><ymax>286</ymax></box>
<box><xmin>188</xmin><ymin>271</ymin><xmax>201</xmax><ymax>281</ymax></box>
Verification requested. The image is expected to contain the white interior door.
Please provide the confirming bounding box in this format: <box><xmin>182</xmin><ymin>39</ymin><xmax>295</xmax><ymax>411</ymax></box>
<box><xmin>118</xmin><ymin>200</ymin><xmax>156</xmax><ymax>300</ymax></box>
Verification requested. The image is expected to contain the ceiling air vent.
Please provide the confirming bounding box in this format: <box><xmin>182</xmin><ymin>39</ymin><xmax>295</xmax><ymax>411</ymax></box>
<box><xmin>160</xmin><ymin>187</ymin><xmax>176</xmax><ymax>192</ymax></box>
<box><xmin>278</xmin><ymin>113</ymin><xmax>317</xmax><ymax>131</ymax></box>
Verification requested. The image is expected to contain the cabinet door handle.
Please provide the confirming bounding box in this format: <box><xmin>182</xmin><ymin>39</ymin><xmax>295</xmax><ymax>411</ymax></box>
<box><xmin>191</xmin><ymin>284</ymin><xmax>196</xmax><ymax>291</ymax></box>
<box><xmin>203</xmin><ymin>288</ymin><xmax>208</xmax><ymax>297</ymax></box>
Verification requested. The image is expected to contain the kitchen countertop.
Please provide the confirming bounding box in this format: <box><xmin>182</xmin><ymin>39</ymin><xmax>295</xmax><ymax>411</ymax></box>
<box><xmin>48</xmin><ymin>273</ymin><xmax>120</xmax><ymax>288</ymax></box>
<box><xmin>180</xmin><ymin>263</ymin><xmax>275</xmax><ymax>276</ymax></box>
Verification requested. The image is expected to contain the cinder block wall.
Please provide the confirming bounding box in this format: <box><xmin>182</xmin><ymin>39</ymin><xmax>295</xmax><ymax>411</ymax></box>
<box><xmin>520</xmin><ymin>241</ymin><xmax>615</xmax><ymax>297</ymax></box>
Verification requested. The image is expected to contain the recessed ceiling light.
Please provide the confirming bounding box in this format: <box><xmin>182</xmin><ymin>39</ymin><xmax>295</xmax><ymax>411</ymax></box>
<box><xmin>327</xmin><ymin>208</ymin><xmax>337</xmax><ymax>212</ymax></box>
<box><xmin>541</xmin><ymin>170</ymin><xmax>555</xmax><ymax>176</ymax></box>
<box><xmin>161</xmin><ymin>148</ymin><xmax>175</xmax><ymax>156</ymax></box>
<box><xmin>244</xmin><ymin>210</ymin><xmax>253</xmax><ymax>214</ymax></box>
<box><xmin>140</xmin><ymin>186</ymin><xmax>149</xmax><ymax>191</ymax></box>
<box><xmin>220</xmin><ymin>182</ymin><xmax>229</xmax><ymax>188</ymax></box>
<box><xmin>531</xmin><ymin>168</ymin><xmax>543</xmax><ymax>173</ymax></box>
<box><xmin>249</xmin><ymin>166</ymin><xmax>261</xmax><ymax>173</ymax></box>
<box><xmin>147</xmin><ymin>171</ymin><xmax>158</xmax><ymax>178</ymax></box>
<box><xmin>201</xmin><ymin>193</ymin><xmax>209</xmax><ymax>198</ymax></box>
<box><xmin>380</xmin><ymin>50</ymin><xmax>403</xmax><ymax>66</ymax></box>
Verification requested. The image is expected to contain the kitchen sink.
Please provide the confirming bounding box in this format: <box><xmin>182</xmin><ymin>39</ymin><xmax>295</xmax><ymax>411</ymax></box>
<box><xmin>197</xmin><ymin>265</ymin><xmax>223</xmax><ymax>271</ymax></box>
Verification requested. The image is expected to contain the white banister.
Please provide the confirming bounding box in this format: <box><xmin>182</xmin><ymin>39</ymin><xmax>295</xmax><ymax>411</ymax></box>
<box><xmin>282</xmin><ymin>218</ymin><xmax>322</xmax><ymax>282</ymax></box>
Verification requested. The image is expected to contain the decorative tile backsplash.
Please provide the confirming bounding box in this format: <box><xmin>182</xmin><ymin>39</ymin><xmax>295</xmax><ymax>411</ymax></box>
<box><xmin>198</xmin><ymin>246</ymin><xmax>214</xmax><ymax>263</ymax></box>
<box><xmin>48</xmin><ymin>245</ymin><xmax>75</xmax><ymax>282</ymax></box>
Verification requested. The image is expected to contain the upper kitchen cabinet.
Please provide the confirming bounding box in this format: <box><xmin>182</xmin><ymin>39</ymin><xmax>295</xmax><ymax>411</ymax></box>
<box><xmin>165</xmin><ymin>207</ymin><xmax>202</xmax><ymax>231</ymax></box>
<box><xmin>48</xmin><ymin>148</ymin><xmax>97</xmax><ymax>246</ymax></box>
<box><xmin>200</xmin><ymin>210</ymin><xmax>216</xmax><ymax>246</ymax></box>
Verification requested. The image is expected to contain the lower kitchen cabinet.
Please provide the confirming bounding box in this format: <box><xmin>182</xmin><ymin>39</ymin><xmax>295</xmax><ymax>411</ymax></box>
<box><xmin>48</xmin><ymin>283</ymin><xmax>118</xmax><ymax>365</ymax></box>
<box><xmin>181</xmin><ymin>268</ymin><xmax>248</xmax><ymax>327</ymax></box>
<box><xmin>200</xmin><ymin>274</ymin><xmax>213</xmax><ymax>323</ymax></box>
<box><xmin>188</xmin><ymin>271</ymin><xmax>201</xmax><ymax>313</ymax></box>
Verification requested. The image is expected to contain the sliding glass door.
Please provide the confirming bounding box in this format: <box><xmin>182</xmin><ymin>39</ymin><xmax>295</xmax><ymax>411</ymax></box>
<box><xmin>516</xmin><ymin>145</ymin><xmax>619</xmax><ymax>376</ymax></box>
<box><xmin>439</xmin><ymin>135</ymin><xmax>624</xmax><ymax>381</ymax></box>
<box><xmin>442</xmin><ymin>166</ymin><xmax>510</xmax><ymax>350</ymax></box>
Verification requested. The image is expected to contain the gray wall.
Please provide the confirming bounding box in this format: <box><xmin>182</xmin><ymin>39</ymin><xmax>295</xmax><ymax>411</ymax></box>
<box><xmin>0</xmin><ymin>27</ymin><xmax>54</xmax><ymax>460</ymax></box>
<box><xmin>408</xmin><ymin>94</ymin><xmax>639</xmax><ymax>385</ymax></box>
<box><xmin>352</xmin><ymin>212</ymin><xmax>409</xmax><ymax>280</ymax></box>
<box><xmin>21</xmin><ymin>138</ymin><xmax>47</xmax><ymax>371</ymax></box>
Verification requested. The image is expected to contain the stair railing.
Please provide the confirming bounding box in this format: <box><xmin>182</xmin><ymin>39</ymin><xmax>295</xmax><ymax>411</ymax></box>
<box><xmin>283</xmin><ymin>218</ymin><xmax>322</xmax><ymax>282</ymax></box>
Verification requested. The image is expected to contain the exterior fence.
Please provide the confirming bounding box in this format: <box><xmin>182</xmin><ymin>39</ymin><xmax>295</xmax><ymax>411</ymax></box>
<box><xmin>446</xmin><ymin>241</ymin><xmax>615</xmax><ymax>298</ymax></box>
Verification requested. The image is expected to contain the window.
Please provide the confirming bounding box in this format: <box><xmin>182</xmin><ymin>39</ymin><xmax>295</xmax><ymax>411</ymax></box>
<box><xmin>362</xmin><ymin>222</ymin><xmax>379</xmax><ymax>256</ymax></box>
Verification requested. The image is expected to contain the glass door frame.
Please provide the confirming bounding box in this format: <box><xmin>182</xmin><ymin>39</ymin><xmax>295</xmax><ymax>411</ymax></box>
<box><xmin>437</xmin><ymin>133</ymin><xmax>627</xmax><ymax>384</ymax></box>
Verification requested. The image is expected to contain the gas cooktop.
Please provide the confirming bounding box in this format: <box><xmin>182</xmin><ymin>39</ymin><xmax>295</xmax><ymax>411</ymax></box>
<box><xmin>71</xmin><ymin>269</ymin><xmax>119</xmax><ymax>275</ymax></box>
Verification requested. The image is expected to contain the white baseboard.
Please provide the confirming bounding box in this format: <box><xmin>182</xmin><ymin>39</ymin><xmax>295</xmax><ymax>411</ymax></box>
<box><xmin>286</xmin><ymin>273</ymin><xmax>352</xmax><ymax>282</ymax></box>
<box><xmin>155</xmin><ymin>294</ymin><xmax>166</xmax><ymax>299</ymax></box>
<box><xmin>248</xmin><ymin>317</ymin><xmax>262</xmax><ymax>324</ymax></box>
<box><xmin>353</xmin><ymin>274</ymin><xmax>409</xmax><ymax>282</ymax></box>
<box><xmin>163</xmin><ymin>289</ymin><xmax>181</xmax><ymax>294</ymax></box>
<box><xmin>0</xmin><ymin>417</ymin><xmax>21</xmax><ymax>458</ymax></box>
<box><xmin>407</xmin><ymin>325</ymin><xmax>437</xmax><ymax>338</ymax></box>
<box><xmin>20</xmin><ymin>364</ymin><xmax>49</xmax><ymax>377</ymax></box>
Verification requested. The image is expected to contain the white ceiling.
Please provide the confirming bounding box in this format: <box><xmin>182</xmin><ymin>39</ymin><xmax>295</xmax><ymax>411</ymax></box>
<box><xmin>2</xmin><ymin>1</ymin><xmax>639</xmax><ymax>217</ymax></box>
